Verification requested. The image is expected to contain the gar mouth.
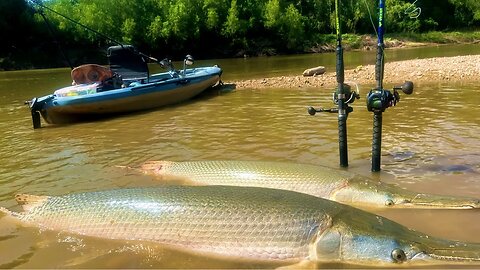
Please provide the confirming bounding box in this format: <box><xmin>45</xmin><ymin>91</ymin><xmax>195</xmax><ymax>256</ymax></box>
<box><xmin>411</xmin><ymin>241</ymin><xmax>480</xmax><ymax>265</ymax></box>
<box><xmin>410</xmin><ymin>251</ymin><xmax>480</xmax><ymax>265</ymax></box>
<box><xmin>406</xmin><ymin>194</ymin><xmax>480</xmax><ymax>209</ymax></box>
<box><xmin>406</xmin><ymin>201</ymin><xmax>476</xmax><ymax>209</ymax></box>
<box><xmin>427</xmin><ymin>251</ymin><xmax>480</xmax><ymax>263</ymax></box>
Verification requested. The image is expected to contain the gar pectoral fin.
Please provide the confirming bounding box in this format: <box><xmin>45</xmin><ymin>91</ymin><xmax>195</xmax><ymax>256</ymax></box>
<box><xmin>139</xmin><ymin>160</ymin><xmax>175</xmax><ymax>176</ymax></box>
<box><xmin>117</xmin><ymin>160</ymin><xmax>177</xmax><ymax>178</ymax></box>
<box><xmin>115</xmin><ymin>161</ymin><xmax>169</xmax><ymax>175</ymax></box>
<box><xmin>15</xmin><ymin>194</ymin><xmax>49</xmax><ymax>212</ymax></box>
<box><xmin>117</xmin><ymin>161</ymin><xmax>199</xmax><ymax>185</ymax></box>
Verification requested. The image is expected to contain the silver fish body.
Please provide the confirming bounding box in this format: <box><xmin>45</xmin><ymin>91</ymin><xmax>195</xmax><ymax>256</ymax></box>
<box><xmin>2</xmin><ymin>186</ymin><xmax>480</xmax><ymax>266</ymax></box>
<box><xmin>4</xmin><ymin>186</ymin><xmax>331</xmax><ymax>261</ymax></box>
<box><xmin>139</xmin><ymin>160</ymin><xmax>480</xmax><ymax>209</ymax></box>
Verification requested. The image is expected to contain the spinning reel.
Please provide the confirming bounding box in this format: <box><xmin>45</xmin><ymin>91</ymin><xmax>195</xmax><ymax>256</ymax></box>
<box><xmin>308</xmin><ymin>83</ymin><xmax>360</xmax><ymax>115</ymax></box>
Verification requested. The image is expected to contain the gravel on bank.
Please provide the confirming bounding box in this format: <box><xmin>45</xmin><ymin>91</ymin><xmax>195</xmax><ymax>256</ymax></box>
<box><xmin>229</xmin><ymin>55</ymin><xmax>480</xmax><ymax>89</ymax></box>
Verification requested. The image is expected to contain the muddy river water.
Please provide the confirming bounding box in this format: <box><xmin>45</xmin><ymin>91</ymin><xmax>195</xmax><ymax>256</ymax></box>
<box><xmin>0</xmin><ymin>44</ymin><xmax>479</xmax><ymax>268</ymax></box>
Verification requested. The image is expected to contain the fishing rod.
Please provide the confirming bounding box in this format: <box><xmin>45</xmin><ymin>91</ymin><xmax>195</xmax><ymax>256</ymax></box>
<box><xmin>308</xmin><ymin>0</ymin><xmax>359</xmax><ymax>168</ymax></box>
<box><xmin>366</xmin><ymin>0</ymin><xmax>414</xmax><ymax>172</ymax></box>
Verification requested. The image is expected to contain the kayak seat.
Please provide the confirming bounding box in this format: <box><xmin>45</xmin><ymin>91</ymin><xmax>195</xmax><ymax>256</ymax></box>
<box><xmin>71</xmin><ymin>64</ymin><xmax>113</xmax><ymax>85</ymax></box>
<box><xmin>107</xmin><ymin>45</ymin><xmax>149</xmax><ymax>83</ymax></box>
<box><xmin>98</xmin><ymin>73</ymin><xmax>124</xmax><ymax>91</ymax></box>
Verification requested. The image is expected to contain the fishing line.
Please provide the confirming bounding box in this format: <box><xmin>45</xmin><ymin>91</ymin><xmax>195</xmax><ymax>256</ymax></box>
<box><xmin>405</xmin><ymin>0</ymin><xmax>421</xmax><ymax>19</ymax></box>
<box><xmin>28</xmin><ymin>0</ymin><xmax>164</xmax><ymax>66</ymax></box>
<box><xmin>28</xmin><ymin>0</ymin><xmax>124</xmax><ymax>47</ymax></box>
<box><xmin>363</xmin><ymin>0</ymin><xmax>379</xmax><ymax>40</ymax></box>
<box><xmin>36</xmin><ymin>7</ymin><xmax>74</xmax><ymax>69</ymax></box>
<box><xmin>363</xmin><ymin>0</ymin><xmax>385</xmax><ymax>85</ymax></box>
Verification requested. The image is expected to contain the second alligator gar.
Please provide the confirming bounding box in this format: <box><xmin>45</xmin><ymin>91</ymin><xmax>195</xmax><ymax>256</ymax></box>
<box><xmin>138</xmin><ymin>160</ymin><xmax>480</xmax><ymax>209</ymax></box>
<box><xmin>1</xmin><ymin>186</ymin><xmax>480</xmax><ymax>267</ymax></box>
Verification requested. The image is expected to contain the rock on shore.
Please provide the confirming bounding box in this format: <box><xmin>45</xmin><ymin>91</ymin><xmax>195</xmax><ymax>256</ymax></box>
<box><xmin>302</xmin><ymin>66</ymin><xmax>326</xmax><ymax>76</ymax></box>
<box><xmin>230</xmin><ymin>55</ymin><xmax>480</xmax><ymax>89</ymax></box>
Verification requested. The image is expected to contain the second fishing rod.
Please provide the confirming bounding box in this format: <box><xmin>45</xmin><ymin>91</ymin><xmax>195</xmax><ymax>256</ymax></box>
<box><xmin>367</xmin><ymin>0</ymin><xmax>414</xmax><ymax>172</ymax></box>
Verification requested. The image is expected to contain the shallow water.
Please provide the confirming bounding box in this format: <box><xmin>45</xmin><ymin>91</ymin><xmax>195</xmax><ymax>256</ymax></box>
<box><xmin>0</xmin><ymin>45</ymin><xmax>479</xmax><ymax>268</ymax></box>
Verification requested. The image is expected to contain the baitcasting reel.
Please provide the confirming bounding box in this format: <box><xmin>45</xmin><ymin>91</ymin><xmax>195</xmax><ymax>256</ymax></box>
<box><xmin>366</xmin><ymin>81</ymin><xmax>414</xmax><ymax>112</ymax></box>
<box><xmin>308</xmin><ymin>83</ymin><xmax>360</xmax><ymax>115</ymax></box>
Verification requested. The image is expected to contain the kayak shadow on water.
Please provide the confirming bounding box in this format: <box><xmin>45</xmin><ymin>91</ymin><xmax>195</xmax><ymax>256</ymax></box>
<box><xmin>195</xmin><ymin>83</ymin><xmax>236</xmax><ymax>99</ymax></box>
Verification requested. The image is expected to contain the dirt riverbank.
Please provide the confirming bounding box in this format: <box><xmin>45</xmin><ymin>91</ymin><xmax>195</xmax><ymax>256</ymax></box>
<box><xmin>229</xmin><ymin>54</ymin><xmax>480</xmax><ymax>89</ymax></box>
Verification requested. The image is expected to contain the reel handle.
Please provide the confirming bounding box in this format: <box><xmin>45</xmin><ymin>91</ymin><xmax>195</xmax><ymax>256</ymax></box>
<box><xmin>307</xmin><ymin>107</ymin><xmax>339</xmax><ymax>115</ymax></box>
<box><xmin>393</xmin><ymin>81</ymin><xmax>414</xmax><ymax>95</ymax></box>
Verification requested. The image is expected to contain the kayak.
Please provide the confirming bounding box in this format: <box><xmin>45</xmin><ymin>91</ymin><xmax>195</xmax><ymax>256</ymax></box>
<box><xmin>26</xmin><ymin>45</ymin><xmax>222</xmax><ymax>128</ymax></box>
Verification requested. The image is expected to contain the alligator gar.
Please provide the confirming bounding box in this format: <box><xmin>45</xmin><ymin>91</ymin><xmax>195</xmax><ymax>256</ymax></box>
<box><xmin>1</xmin><ymin>186</ymin><xmax>479</xmax><ymax>267</ymax></box>
<box><xmin>138</xmin><ymin>160</ymin><xmax>480</xmax><ymax>209</ymax></box>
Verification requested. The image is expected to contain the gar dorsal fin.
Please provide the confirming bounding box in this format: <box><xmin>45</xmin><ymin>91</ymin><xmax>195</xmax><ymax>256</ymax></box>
<box><xmin>15</xmin><ymin>194</ymin><xmax>49</xmax><ymax>212</ymax></box>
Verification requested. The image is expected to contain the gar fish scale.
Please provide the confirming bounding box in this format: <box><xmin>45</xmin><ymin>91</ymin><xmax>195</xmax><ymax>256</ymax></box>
<box><xmin>3</xmin><ymin>185</ymin><xmax>480</xmax><ymax>266</ymax></box>
<box><xmin>140</xmin><ymin>160</ymin><xmax>480</xmax><ymax>209</ymax></box>
<box><xmin>11</xmin><ymin>186</ymin><xmax>332</xmax><ymax>261</ymax></box>
<box><xmin>161</xmin><ymin>160</ymin><xmax>348</xmax><ymax>198</ymax></box>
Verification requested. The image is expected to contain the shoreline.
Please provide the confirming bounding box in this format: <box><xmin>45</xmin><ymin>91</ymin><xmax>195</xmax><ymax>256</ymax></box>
<box><xmin>229</xmin><ymin>54</ymin><xmax>480</xmax><ymax>89</ymax></box>
<box><xmin>1</xmin><ymin>31</ymin><xmax>479</xmax><ymax>71</ymax></box>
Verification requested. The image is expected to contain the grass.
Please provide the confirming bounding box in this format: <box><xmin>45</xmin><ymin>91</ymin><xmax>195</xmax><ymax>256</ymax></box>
<box><xmin>308</xmin><ymin>29</ymin><xmax>480</xmax><ymax>53</ymax></box>
<box><xmin>387</xmin><ymin>30</ymin><xmax>480</xmax><ymax>44</ymax></box>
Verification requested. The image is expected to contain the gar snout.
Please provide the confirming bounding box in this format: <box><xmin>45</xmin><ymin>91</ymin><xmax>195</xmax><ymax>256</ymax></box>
<box><xmin>407</xmin><ymin>193</ymin><xmax>480</xmax><ymax>209</ymax></box>
<box><xmin>412</xmin><ymin>240</ymin><xmax>480</xmax><ymax>265</ymax></box>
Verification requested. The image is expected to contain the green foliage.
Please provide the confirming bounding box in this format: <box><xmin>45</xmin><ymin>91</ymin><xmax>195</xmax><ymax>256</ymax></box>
<box><xmin>121</xmin><ymin>18</ymin><xmax>136</xmax><ymax>44</ymax></box>
<box><xmin>1</xmin><ymin>0</ymin><xmax>479</xmax><ymax>69</ymax></box>
<box><xmin>449</xmin><ymin>0</ymin><xmax>480</xmax><ymax>26</ymax></box>
<box><xmin>386</xmin><ymin>0</ymin><xmax>421</xmax><ymax>32</ymax></box>
<box><xmin>341</xmin><ymin>0</ymin><xmax>370</xmax><ymax>33</ymax></box>
<box><xmin>264</xmin><ymin>0</ymin><xmax>281</xmax><ymax>29</ymax></box>
<box><xmin>0</xmin><ymin>0</ymin><xmax>75</xmax><ymax>69</ymax></box>
<box><xmin>223</xmin><ymin>0</ymin><xmax>243</xmax><ymax>37</ymax></box>
<box><xmin>283</xmin><ymin>4</ymin><xmax>305</xmax><ymax>50</ymax></box>
<box><xmin>262</xmin><ymin>1</ymin><xmax>305</xmax><ymax>50</ymax></box>
<box><xmin>342</xmin><ymin>34</ymin><xmax>363</xmax><ymax>49</ymax></box>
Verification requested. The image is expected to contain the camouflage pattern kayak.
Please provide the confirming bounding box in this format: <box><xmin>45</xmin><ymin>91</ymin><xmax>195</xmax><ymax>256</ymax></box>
<box><xmin>1</xmin><ymin>186</ymin><xmax>479</xmax><ymax>267</ymax></box>
<box><xmin>137</xmin><ymin>160</ymin><xmax>480</xmax><ymax>210</ymax></box>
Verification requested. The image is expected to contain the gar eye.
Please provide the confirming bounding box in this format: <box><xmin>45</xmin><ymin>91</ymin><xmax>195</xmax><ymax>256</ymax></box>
<box><xmin>385</xmin><ymin>199</ymin><xmax>394</xmax><ymax>206</ymax></box>
<box><xmin>391</xmin><ymin>248</ymin><xmax>407</xmax><ymax>263</ymax></box>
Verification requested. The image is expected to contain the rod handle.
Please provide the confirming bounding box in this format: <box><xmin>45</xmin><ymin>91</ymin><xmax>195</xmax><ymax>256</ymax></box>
<box><xmin>338</xmin><ymin>115</ymin><xmax>348</xmax><ymax>167</ymax></box>
<box><xmin>371</xmin><ymin>112</ymin><xmax>382</xmax><ymax>172</ymax></box>
<box><xmin>375</xmin><ymin>44</ymin><xmax>384</xmax><ymax>88</ymax></box>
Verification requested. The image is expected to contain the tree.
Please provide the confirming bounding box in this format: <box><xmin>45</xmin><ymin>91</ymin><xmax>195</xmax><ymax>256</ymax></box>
<box><xmin>282</xmin><ymin>4</ymin><xmax>305</xmax><ymax>50</ymax></box>
<box><xmin>203</xmin><ymin>0</ymin><xmax>229</xmax><ymax>31</ymax></box>
<box><xmin>2</xmin><ymin>0</ymin><xmax>479</xmax><ymax>69</ymax></box>
<box><xmin>223</xmin><ymin>0</ymin><xmax>244</xmax><ymax>37</ymax></box>
<box><xmin>386</xmin><ymin>0</ymin><xmax>422</xmax><ymax>32</ymax></box>
<box><xmin>264</xmin><ymin>0</ymin><xmax>281</xmax><ymax>29</ymax></box>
